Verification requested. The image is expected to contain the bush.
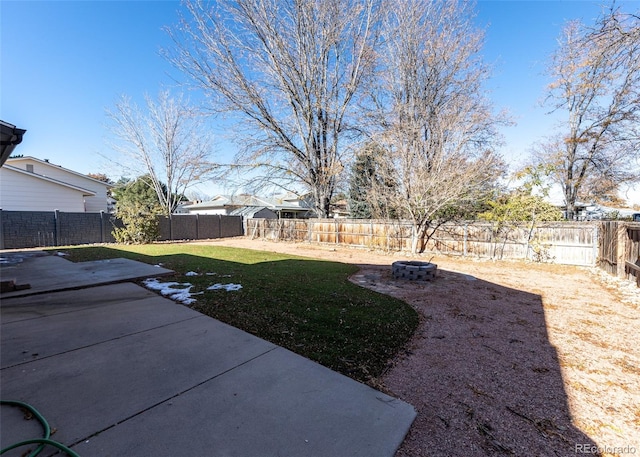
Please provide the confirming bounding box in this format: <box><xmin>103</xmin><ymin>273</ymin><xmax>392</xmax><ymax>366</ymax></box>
<box><xmin>112</xmin><ymin>200</ymin><xmax>161</xmax><ymax>244</ymax></box>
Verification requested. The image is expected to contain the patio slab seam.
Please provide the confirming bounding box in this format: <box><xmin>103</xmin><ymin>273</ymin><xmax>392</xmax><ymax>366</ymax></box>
<box><xmin>67</xmin><ymin>346</ymin><xmax>281</xmax><ymax>449</ymax></box>
<box><xmin>1</xmin><ymin>315</ymin><xmax>203</xmax><ymax>371</ymax></box>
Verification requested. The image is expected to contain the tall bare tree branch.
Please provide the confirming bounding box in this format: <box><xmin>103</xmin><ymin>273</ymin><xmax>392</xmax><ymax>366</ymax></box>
<box><xmin>105</xmin><ymin>91</ymin><xmax>217</xmax><ymax>216</ymax></box>
<box><xmin>364</xmin><ymin>0</ymin><xmax>507</xmax><ymax>253</ymax></box>
<box><xmin>166</xmin><ymin>0</ymin><xmax>380</xmax><ymax>217</ymax></box>
<box><xmin>538</xmin><ymin>5</ymin><xmax>640</xmax><ymax>219</ymax></box>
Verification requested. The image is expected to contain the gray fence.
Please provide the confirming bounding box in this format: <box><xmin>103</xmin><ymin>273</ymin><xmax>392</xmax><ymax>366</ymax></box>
<box><xmin>0</xmin><ymin>210</ymin><xmax>243</xmax><ymax>249</ymax></box>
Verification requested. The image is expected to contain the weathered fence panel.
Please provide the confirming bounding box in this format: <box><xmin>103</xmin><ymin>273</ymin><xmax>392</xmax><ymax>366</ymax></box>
<box><xmin>0</xmin><ymin>210</ymin><xmax>243</xmax><ymax>249</ymax></box>
<box><xmin>624</xmin><ymin>224</ymin><xmax>640</xmax><ymax>285</ymax></box>
<box><xmin>598</xmin><ymin>221</ymin><xmax>619</xmax><ymax>276</ymax></box>
<box><xmin>245</xmin><ymin>218</ymin><xmax>598</xmax><ymax>266</ymax></box>
<box><xmin>599</xmin><ymin>221</ymin><xmax>640</xmax><ymax>285</ymax></box>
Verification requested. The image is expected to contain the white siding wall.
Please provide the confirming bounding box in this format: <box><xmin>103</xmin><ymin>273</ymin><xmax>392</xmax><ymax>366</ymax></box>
<box><xmin>0</xmin><ymin>167</ymin><xmax>86</xmax><ymax>212</ymax></box>
<box><xmin>7</xmin><ymin>158</ymin><xmax>109</xmax><ymax>212</ymax></box>
<box><xmin>184</xmin><ymin>208</ymin><xmax>229</xmax><ymax>215</ymax></box>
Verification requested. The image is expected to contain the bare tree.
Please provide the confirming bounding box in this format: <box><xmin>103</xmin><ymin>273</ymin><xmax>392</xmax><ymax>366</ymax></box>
<box><xmin>166</xmin><ymin>0</ymin><xmax>380</xmax><ymax>217</ymax></box>
<box><xmin>105</xmin><ymin>91</ymin><xmax>217</xmax><ymax>216</ymax></box>
<box><xmin>539</xmin><ymin>6</ymin><xmax>640</xmax><ymax>219</ymax></box>
<box><xmin>366</xmin><ymin>0</ymin><xmax>506</xmax><ymax>253</ymax></box>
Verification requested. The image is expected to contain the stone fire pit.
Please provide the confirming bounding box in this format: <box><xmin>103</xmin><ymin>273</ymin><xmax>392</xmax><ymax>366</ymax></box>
<box><xmin>392</xmin><ymin>261</ymin><xmax>437</xmax><ymax>281</ymax></box>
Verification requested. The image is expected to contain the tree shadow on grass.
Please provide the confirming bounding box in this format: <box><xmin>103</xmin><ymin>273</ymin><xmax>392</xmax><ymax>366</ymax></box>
<box><xmin>351</xmin><ymin>265</ymin><xmax>601</xmax><ymax>457</ymax></box>
<box><xmin>44</xmin><ymin>246</ymin><xmax>602</xmax><ymax>455</ymax></box>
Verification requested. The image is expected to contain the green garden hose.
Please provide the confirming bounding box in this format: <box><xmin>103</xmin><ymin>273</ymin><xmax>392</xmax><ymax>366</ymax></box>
<box><xmin>0</xmin><ymin>400</ymin><xmax>81</xmax><ymax>457</ymax></box>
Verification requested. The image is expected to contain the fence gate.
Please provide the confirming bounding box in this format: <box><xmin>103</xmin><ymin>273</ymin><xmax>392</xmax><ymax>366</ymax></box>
<box><xmin>624</xmin><ymin>225</ymin><xmax>640</xmax><ymax>286</ymax></box>
<box><xmin>598</xmin><ymin>221</ymin><xmax>618</xmax><ymax>276</ymax></box>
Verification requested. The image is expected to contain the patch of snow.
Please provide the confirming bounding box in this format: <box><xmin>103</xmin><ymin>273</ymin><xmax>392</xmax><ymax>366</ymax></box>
<box><xmin>205</xmin><ymin>272</ymin><xmax>217</xmax><ymax>276</ymax></box>
<box><xmin>55</xmin><ymin>252</ymin><xmax>69</xmax><ymax>256</ymax></box>
<box><xmin>185</xmin><ymin>271</ymin><xmax>199</xmax><ymax>276</ymax></box>
<box><xmin>143</xmin><ymin>278</ymin><xmax>202</xmax><ymax>305</ymax></box>
<box><xmin>207</xmin><ymin>283</ymin><xmax>243</xmax><ymax>292</ymax></box>
<box><xmin>143</xmin><ymin>277</ymin><xmax>243</xmax><ymax>303</ymax></box>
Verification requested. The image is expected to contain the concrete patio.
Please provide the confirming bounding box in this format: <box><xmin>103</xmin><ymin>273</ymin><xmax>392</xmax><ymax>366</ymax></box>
<box><xmin>0</xmin><ymin>251</ymin><xmax>415</xmax><ymax>456</ymax></box>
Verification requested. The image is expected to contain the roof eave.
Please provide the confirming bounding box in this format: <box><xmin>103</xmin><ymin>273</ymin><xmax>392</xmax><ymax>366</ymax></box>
<box><xmin>0</xmin><ymin>121</ymin><xmax>27</xmax><ymax>166</ymax></box>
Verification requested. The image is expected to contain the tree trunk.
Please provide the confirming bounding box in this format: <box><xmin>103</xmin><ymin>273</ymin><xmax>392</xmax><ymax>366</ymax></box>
<box><xmin>564</xmin><ymin>185</ymin><xmax>577</xmax><ymax>221</ymax></box>
<box><xmin>313</xmin><ymin>190</ymin><xmax>332</xmax><ymax>219</ymax></box>
<box><xmin>410</xmin><ymin>223</ymin><xmax>427</xmax><ymax>254</ymax></box>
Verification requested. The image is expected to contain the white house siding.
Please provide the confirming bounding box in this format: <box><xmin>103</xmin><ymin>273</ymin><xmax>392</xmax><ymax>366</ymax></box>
<box><xmin>6</xmin><ymin>158</ymin><xmax>109</xmax><ymax>212</ymax></box>
<box><xmin>0</xmin><ymin>167</ymin><xmax>87</xmax><ymax>212</ymax></box>
<box><xmin>183</xmin><ymin>208</ymin><xmax>229</xmax><ymax>215</ymax></box>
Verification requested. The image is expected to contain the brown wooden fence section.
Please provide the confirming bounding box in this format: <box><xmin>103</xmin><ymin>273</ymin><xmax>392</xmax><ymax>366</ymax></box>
<box><xmin>599</xmin><ymin>221</ymin><xmax>640</xmax><ymax>285</ymax></box>
<box><xmin>245</xmin><ymin>218</ymin><xmax>599</xmax><ymax>266</ymax></box>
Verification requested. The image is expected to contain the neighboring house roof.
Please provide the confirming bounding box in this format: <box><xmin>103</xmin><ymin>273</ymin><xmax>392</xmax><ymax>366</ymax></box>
<box><xmin>2</xmin><ymin>165</ymin><xmax>96</xmax><ymax>196</ymax></box>
<box><xmin>184</xmin><ymin>194</ymin><xmax>264</xmax><ymax>210</ymax></box>
<box><xmin>229</xmin><ymin>206</ymin><xmax>275</xmax><ymax>218</ymax></box>
<box><xmin>5</xmin><ymin>156</ymin><xmax>113</xmax><ymax>189</ymax></box>
<box><xmin>183</xmin><ymin>194</ymin><xmax>313</xmax><ymax>212</ymax></box>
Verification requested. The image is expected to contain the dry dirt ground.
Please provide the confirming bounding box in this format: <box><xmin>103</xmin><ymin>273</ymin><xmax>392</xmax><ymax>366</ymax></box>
<box><xmin>198</xmin><ymin>237</ymin><xmax>639</xmax><ymax>457</ymax></box>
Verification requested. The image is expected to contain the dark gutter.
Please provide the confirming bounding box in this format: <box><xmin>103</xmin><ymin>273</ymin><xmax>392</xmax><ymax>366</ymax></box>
<box><xmin>1</xmin><ymin>120</ymin><xmax>27</xmax><ymax>166</ymax></box>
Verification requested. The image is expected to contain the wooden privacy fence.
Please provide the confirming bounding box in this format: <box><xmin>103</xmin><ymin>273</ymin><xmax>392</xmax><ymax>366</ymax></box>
<box><xmin>598</xmin><ymin>221</ymin><xmax>640</xmax><ymax>285</ymax></box>
<box><xmin>246</xmin><ymin>218</ymin><xmax>599</xmax><ymax>266</ymax></box>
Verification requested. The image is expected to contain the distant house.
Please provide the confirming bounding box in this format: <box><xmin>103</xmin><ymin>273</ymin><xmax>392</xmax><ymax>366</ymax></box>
<box><xmin>229</xmin><ymin>206</ymin><xmax>278</xmax><ymax>219</ymax></box>
<box><xmin>0</xmin><ymin>157</ymin><xmax>112</xmax><ymax>212</ymax></box>
<box><xmin>330</xmin><ymin>199</ymin><xmax>350</xmax><ymax>218</ymax></box>
<box><xmin>181</xmin><ymin>194</ymin><xmax>314</xmax><ymax>219</ymax></box>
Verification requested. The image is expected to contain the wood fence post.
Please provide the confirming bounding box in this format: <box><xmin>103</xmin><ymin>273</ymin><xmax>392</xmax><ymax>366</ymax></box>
<box><xmin>386</xmin><ymin>221</ymin><xmax>390</xmax><ymax>252</ymax></box>
<box><xmin>617</xmin><ymin>222</ymin><xmax>626</xmax><ymax>278</ymax></box>
<box><xmin>463</xmin><ymin>223</ymin><xmax>468</xmax><ymax>257</ymax></box>
<box><xmin>370</xmin><ymin>220</ymin><xmax>374</xmax><ymax>247</ymax></box>
<box><xmin>592</xmin><ymin>224</ymin><xmax>598</xmax><ymax>267</ymax></box>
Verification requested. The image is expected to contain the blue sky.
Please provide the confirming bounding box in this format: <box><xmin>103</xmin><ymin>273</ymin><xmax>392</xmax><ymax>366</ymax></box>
<box><xmin>1</xmin><ymin>0</ymin><xmax>638</xmax><ymax>203</ymax></box>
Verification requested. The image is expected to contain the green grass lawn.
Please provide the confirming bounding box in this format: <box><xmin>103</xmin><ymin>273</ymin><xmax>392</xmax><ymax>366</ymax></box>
<box><xmin>56</xmin><ymin>244</ymin><xmax>419</xmax><ymax>384</ymax></box>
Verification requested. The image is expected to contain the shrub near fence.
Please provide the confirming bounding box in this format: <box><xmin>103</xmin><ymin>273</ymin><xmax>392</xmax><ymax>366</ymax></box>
<box><xmin>246</xmin><ymin>218</ymin><xmax>599</xmax><ymax>266</ymax></box>
<box><xmin>0</xmin><ymin>210</ymin><xmax>243</xmax><ymax>249</ymax></box>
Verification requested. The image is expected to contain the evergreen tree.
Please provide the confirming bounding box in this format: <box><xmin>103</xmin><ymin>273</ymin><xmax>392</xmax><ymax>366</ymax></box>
<box><xmin>348</xmin><ymin>143</ymin><xmax>397</xmax><ymax>219</ymax></box>
<box><xmin>112</xmin><ymin>176</ymin><xmax>163</xmax><ymax>244</ymax></box>
<box><xmin>348</xmin><ymin>149</ymin><xmax>376</xmax><ymax>219</ymax></box>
